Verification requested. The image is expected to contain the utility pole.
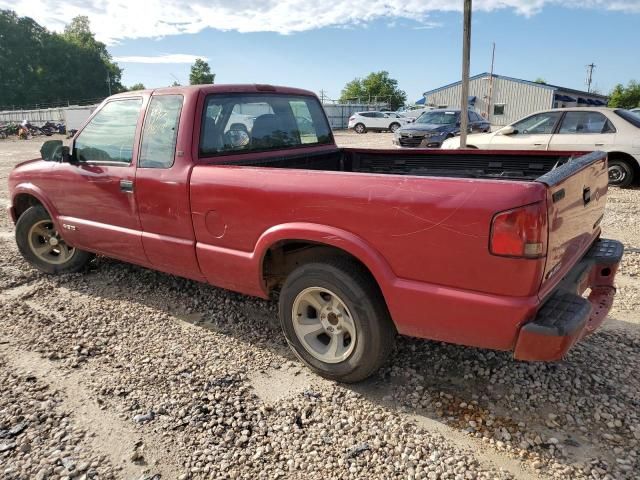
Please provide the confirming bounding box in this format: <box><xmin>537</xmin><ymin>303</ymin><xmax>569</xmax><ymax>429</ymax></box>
<box><xmin>319</xmin><ymin>90</ymin><xmax>327</xmax><ymax>104</ymax></box>
<box><xmin>106</xmin><ymin>71</ymin><xmax>112</xmax><ymax>96</ymax></box>
<box><xmin>585</xmin><ymin>63</ymin><xmax>596</xmax><ymax>93</ymax></box>
<box><xmin>459</xmin><ymin>0</ymin><xmax>472</xmax><ymax>148</ymax></box>
<box><xmin>487</xmin><ymin>42</ymin><xmax>495</xmax><ymax>123</ymax></box>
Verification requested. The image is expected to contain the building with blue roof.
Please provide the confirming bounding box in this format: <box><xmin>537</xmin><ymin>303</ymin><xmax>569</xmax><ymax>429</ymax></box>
<box><xmin>418</xmin><ymin>73</ymin><xmax>609</xmax><ymax>126</ymax></box>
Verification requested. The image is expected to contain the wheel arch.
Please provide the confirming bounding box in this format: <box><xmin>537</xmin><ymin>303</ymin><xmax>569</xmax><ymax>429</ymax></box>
<box><xmin>11</xmin><ymin>185</ymin><xmax>59</xmax><ymax>226</ymax></box>
<box><xmin>256</xmin><ymin>224</ymin><xmax>395</xmax><ymax>301</ymax></box>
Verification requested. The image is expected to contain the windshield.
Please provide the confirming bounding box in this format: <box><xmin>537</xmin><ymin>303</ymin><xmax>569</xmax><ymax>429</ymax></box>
<box><xmin>415</xmin><ymin>111</ymin><xmax>459</xmax><ymax>125</ymax></box>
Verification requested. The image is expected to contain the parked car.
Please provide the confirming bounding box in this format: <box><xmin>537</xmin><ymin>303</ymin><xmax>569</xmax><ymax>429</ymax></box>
<box><xmin>348</xmin><ymin>111</ymin><xmax>409</xmax><ymax>133</ymax></box>
<box><xmin>629</xmin><ymin>108</ymin><xmax>640</xmax><ymax>117</ymax></box>
<box><xmin>396</xmin><ymin>105</ymin><xmax>437</xmax><ymax>119</ymax></box>
<box><xmin>393</xmin><ymin>109</ymin><xmax>490</xmax><ymax>148</ymax></box>
<box><xmin>9</xmin><ymin>84</ymin><xmax>622</xmax><ymax>383</ymax></box>
<box><xmin>442</xmin><ymin>107</ymin><xmax>640</xmax><ymax>188</ymax></box>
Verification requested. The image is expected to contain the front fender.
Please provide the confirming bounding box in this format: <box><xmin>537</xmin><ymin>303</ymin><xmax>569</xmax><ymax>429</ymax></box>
<box><xmin>10</xmin><ymin>183</ymin><xmax>61</xmax><ymax>229</ymax></box>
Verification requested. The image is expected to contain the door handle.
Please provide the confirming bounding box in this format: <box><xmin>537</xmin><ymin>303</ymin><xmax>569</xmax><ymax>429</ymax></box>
<box><xmin>594</xmin><ymin>143</ymin><xmax>604</xmax><ymax>146</ymax></box>
<box><xmin>534</xmin><ymin>143</ymin><xmax>544</xmax><ymax>146</ymax></box>
<box><xmin>120</xmin><ymin>179</ymin><xmax>134</xmax><ymax>193</ymax></box>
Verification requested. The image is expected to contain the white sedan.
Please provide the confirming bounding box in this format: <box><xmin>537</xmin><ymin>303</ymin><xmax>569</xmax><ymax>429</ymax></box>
<box><xmin>348</xmin><ymin>111</ymin><xmax>410</xmax><ymax>134</ymax></box>
<box><xmin>442</xmin><ymin>107</ymin><xmax>640</xmax><ymax>187</ymax></box>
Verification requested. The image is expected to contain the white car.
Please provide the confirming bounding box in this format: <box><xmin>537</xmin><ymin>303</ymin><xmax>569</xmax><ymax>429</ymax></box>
<box><xmin>442</xmin><ymin>107</ymin><xmax>640</xmax><ymax>187</ymax></box>
<box><xmin>397</xmin><ymin>106</ymin><xmax>437</xmax><ymax>119</ymax></box>
<box><xmin>348</xmin><ymin>111</ymin><xmax>410</xmax><ymax>134</ymax></box>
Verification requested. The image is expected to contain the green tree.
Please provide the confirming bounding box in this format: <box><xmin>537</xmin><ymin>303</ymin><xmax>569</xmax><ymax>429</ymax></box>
<box><xmin>608</xmin><ymin>81</ymin><xmax>640</xmax><ymax>108</ymax></box>
<box><xmin>340</xmin><ymin>71</ymin><xmax>406</xmax><ymax>109</ymax></box>
<box><xmin>171</xmin><ymin>80</ymin><xmax>181</xmax><ymax>87</ymax></box>
<box><xmin>128</xmin><ymin>83</ymin><xmax>146</xmax><ymax>91</ymax></box>
<box><xmin>63</xmin><ymin>15</ymin><xmax>124</xmax><ymax>95</ymax></box>
<box><xmin>534</xmin><ymin>77</ymin><xmax>547</xmax><ymax>84</ymax></box>
<box><xmin>0</xmin><ymin>10</ymin><xmax>125</xmax><ymax>108</ymax></box>
<box><xmin>189</xmin><ymin>58</ymin><xmax>215</xmax><ymax>85</ymax></box>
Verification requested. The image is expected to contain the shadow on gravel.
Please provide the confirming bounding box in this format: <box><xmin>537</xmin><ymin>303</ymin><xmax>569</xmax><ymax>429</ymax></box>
<box><xmin>49</xmin><ymin>256</ymin><xmax>640</xmax><ymax>476</ymax></box>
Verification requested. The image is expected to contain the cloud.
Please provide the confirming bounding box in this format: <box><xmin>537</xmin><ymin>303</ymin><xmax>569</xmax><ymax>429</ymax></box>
<box><xmin>1</xmin><ymin>0</ymin><xmax>638</xmax><ymax>44</ymax></box>
<box><xmin>113</xmin><ymin>54</ymin><xmax>208</xmax><ymax>64</ymax></box>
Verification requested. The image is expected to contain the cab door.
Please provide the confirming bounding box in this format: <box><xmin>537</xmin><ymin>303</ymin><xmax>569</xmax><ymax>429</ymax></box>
<box><xmin>48</xmin><ymin>97</ymin><xmax>149</xmax><ymax>264</ymax></box>
<box><xmin>490</xmin><ymin>111</ymin><xmax>562</xmax><ymax>150</ymax></box>
<box><xmin>134</xmin><ymin>93</ymin><xmax>205</xmax><ymax>282</ymax></box>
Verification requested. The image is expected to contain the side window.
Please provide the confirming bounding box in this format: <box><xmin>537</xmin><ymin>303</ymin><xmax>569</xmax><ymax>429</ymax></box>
<box><xmin>75</xmin><ymin>99</ymin><xmax>142</xmax><ymax>163</ymax></box>
<box><xmin>493</xmin><ymin>104</ymin><xmax>506</xmax><ymax>116</ymax></box>
<box><xmin>139</xmin><ymin>95</ymin><xmax>184</xmax><ymax>168</ymax></box>
<box><xmin>290</xmin><ymin>100</ymin><xmax>318</xmax><ymax>144</ymax></box>
<box><xmin>558</xmin><ymin>111</ymin><xmax>616</xmax><ymax>134</ymax></box>
<box><xmin>199</xmin><ymin>94</ymin><xmax>332</xmax><ymax>156</ymax></box>
<box><xmin>513</xmin><ymin>112</ymin><xmax>562</xmax><ymax>134</ymax></box>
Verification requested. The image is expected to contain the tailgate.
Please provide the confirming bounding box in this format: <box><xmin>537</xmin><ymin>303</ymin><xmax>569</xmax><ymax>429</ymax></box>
<box><xmin>537</xmin><ymin>151</ymin><xmax>609</xmax><ymax>299</ymax></box>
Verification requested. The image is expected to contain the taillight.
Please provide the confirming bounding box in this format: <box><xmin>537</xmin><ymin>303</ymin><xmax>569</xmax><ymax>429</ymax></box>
<box><xmin>489</xmin><ymin>202</ymin><xmax>547</xmax><ymax>258</ymax></box>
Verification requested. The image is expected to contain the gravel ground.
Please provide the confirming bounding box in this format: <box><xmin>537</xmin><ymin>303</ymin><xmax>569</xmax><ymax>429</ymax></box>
<box><xmin>0</xmin><ymin>134</ymin><xmax>639</xmax><ymax>480</ymax></box>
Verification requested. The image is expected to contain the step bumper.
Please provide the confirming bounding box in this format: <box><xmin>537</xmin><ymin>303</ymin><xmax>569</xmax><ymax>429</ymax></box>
<box><xmin>514</xmin><ymin>238</ymin><xmax>623</xmax><ymax>361</ymax></box>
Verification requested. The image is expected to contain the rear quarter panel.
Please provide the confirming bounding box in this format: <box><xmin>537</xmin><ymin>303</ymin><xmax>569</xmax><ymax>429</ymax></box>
<box><xmin>190</xmin><ymin>166</ymin><xmax>548</xmax><ymax>298</ymax></box>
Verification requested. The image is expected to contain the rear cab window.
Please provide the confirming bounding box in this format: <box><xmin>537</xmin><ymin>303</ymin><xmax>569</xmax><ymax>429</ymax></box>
<box><xmin>199</xmin><ymin>94</ymin><xmax>333</xmax><ymax>157</ymax></box>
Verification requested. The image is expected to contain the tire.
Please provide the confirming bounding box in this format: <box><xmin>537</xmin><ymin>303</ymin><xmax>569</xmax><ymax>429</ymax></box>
<box><xmin>279</xmin><ymin>257</ymin><xmax>395</xmax><ymax>383</ymax></box>
<box><xmin>15</xmin><ymin>206</ymin><xmax>93</xmax><ymax>274</ymax></box>
<box><xmin>389</xmin><ymin>122</ymin><xmax>401</xmax><ymax>133</ymax></box>
<box><xmin>608</xmin><ymin>159</ymin><xmax>634</xmax><ymax>188</ymax></box>
<box><xmin>354</xmin><ymin>123</ymin><xmax>366</xmax><ymax>134</ymax></box>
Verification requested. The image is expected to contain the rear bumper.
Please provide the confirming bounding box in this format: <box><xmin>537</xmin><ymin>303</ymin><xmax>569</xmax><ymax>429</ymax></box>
<box><xmin>514</xmin><ymin>238</ymin><xmax>623</xmax><ymax>361</ymax></box>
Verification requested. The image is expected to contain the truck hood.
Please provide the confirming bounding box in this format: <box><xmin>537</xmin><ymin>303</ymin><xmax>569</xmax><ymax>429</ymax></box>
<box><xmin>13</xmin><ymin>158</ymin><xmax>43</xmax><ymax>170</ymax></box>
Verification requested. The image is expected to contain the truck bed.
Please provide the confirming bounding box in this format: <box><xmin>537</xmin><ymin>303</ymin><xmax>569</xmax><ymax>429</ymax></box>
<box><xmin>211</xmin><ymin>147</ymin><xmax>579</xmax><ymax>181</ymax></box>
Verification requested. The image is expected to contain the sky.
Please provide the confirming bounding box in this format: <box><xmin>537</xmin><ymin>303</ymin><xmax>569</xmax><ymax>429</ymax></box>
<box><xmin>3</xmin><ymin>0</ymin><xmax>640</xmax><ymax>102</ymax></box>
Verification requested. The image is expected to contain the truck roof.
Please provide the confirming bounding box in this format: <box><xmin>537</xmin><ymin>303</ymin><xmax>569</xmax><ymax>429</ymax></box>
<box><xmin>109</xmin><ymin>84</ymin><xmax>318</xmax><ymax>99</ymax></box>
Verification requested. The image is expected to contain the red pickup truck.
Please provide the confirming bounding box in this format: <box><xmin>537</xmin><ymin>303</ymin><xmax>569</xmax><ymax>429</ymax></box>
<box><xmin>8</xmin><ymin>85</ymin><xmax>623</xmax><ymax>382</ymax></box>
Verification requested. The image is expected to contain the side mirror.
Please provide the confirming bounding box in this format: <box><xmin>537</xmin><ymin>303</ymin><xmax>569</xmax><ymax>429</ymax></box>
<box><xmin>40</xmin><ymin>140</ymin><xmax>63</xmax><ymax>161</ymax></box>
<box><xmin>61</xmin><ymin>146</ymin><xmax>73</xmax><ymax>163</ymax></box>
<box><xmin>497</xmin><ymin>125</ymin><xmax>516</xmax><ymax>136</ymax></box>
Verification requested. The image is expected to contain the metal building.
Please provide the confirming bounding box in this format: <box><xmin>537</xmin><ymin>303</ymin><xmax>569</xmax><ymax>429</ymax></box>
<box><xmin>421</xmin><ymin>73</ymin><xmax>609</xmax><ymax>126</ymax></box>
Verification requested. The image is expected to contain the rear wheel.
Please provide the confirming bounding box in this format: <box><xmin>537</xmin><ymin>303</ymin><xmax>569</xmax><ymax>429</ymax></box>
<box><xmin>15</xmin><ymin>206</ymin><xmax>93</xmax><ymax>274</ymax></box>
<box><xmin>389</xmin><ymin>122</ymin><xmax>401</xmax><ymax>133</ymax></box>
<box><xmin>608</xmin><ymin>159</ymin><xmax>634</xmax><ymax>188</ymax></box>
<box><xmin>354</xmin><ymin>123</ymin><xmax>366</xmax><ymax>134</ymax></box>
<box><xmin>278</xmin><ymin>257</ymin><xmax>395</xmax><ymax>383</ymax></box>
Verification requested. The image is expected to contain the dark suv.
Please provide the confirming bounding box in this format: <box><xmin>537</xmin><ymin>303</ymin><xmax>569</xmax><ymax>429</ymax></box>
<box><xmin>393</xmin><ymin>109</ymin><xmax>490</xmax><ymax>148</ymax></box>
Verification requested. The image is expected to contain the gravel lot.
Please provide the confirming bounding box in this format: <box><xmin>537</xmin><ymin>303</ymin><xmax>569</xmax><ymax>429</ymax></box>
<box><xmin>1</xmin><ymin>133</ymin><xmax>639</xmax><ymax>480</ymax></box>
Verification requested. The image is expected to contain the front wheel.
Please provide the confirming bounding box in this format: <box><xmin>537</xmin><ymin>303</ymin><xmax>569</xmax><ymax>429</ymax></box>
<box><xmin>279</xmin><ymin>257</ymin><xmax>395</xmax><ymax>383</ymax></box>
<box><xmin>389</xmin><ymin>122</ymin><xmax>401</xmax><ymax>133</ymax></box>
<box><xmin>15</xmin><ymin>206</ymin><xmax>93</xmax><ymax>274</ymax></box>
<box><xmin>608</xmin><ymin>159</ymin><xmax>634</xmax><ymax>188</ymax></box>
<box><xmin>354</xmin><ymin>123</ymin><xmax>366</xmax><ymax>134</ymax></box>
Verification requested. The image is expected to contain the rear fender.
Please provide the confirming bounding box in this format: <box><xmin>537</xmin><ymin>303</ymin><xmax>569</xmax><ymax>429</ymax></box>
<box><xmin>255</xmin><ymin>222</ymin><xmax>396</xmax><ymax>297</ymax></box>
